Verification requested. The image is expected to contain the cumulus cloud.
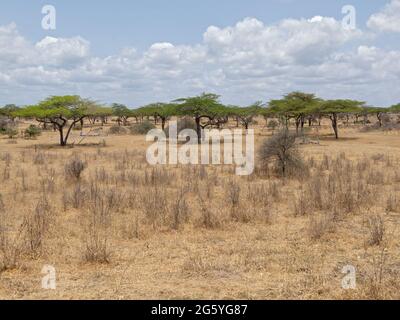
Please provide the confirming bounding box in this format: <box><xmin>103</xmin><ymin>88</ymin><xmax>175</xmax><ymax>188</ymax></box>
<box><xmin>0</xmin><ymin>9</ymin><xmax>400</xmax><ymax>107</ymax></box>
<box><xmin>367</xmin><ymin>0</ymin><xmax>400</xmax><ymax>32</ymax></box>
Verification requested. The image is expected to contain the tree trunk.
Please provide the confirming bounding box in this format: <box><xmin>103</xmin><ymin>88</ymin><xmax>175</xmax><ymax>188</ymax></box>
<box><xmin>331</xmin><ymin>114</ymin><xmax>339</xmax><ymax>139</ymax></box>
<box><xmin>195</xmin><ymin>117</ymin><xmax>202</xmax><ymax>145</ymax></box>
<box><xmin>295</xmin><ymin>118</ymin><xmax>301</xmax><ymax>135</ymax></box>
<box><xmin>377</xmin><ymin>113</ymin><xmax>382</xmax><ymax>127</ymax></box>
<box><xmin>59</xmin><ymin>127</ymin><xmax>66</xmax><ymax>146</ymax></box>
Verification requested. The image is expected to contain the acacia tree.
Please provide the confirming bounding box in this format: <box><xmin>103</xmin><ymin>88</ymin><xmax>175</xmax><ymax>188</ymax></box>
<box><xmin>112</xmin><ymin>103</ymin><xmax>131</xmax><ymax>126</ymax></box>
<box><xmin>232</xmin><ymin>102</ymin><xmax>263</xmax><ymax>130</ymax></box>
<box><xmin>153</xmin><ymin>103</ymin><xmax>178</xmax><ymax>131</ymax></box>
<box><xmin>268</xmin><ymin>92</ymin><xmax>320</xmax><ymax>135</ymax></box>
<box><xmin>1</xmin><ymin>104</ymin><xmax>20</xmax><ymax>121</ymax></box>
<box><xmin>362</xmin><ymin>106</ymin><xmax>389</xmax><ymax>127</ymax></box>
<box><xmin>317</xmin><ymin>99</ymin><xmax>364</xmax><ymax>139</ymax></box>
<box><xmin>16</xmin><ymin>95</ymin><xmax>96</xmax><ymax>146</ymax></box>
<box><xmin>87</xmin><ymin>105</ymin><xmax>113</xmax><ymax>126</ymax></box>
<box><xmin>175</xmin><ymin>93</ymin><xmax>224</xmax><ymax>144</ymax></box>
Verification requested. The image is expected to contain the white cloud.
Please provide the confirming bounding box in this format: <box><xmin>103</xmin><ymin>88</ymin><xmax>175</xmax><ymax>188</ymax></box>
<box><xmin>367</xmin><ymin>0</ymin><xmax>400</xmax><ymax>32</ymax></box>
<box><xmin>0</xmin><ymin>11</ymin><xmax>400</xmax><ymax>107</ymax></box>
<box><xmin>35</xmin><ymin>36</ymin><xmax>90</xmax><ymax>67</ymax></box>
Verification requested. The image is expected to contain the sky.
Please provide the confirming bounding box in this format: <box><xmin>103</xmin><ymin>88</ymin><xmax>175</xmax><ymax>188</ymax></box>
<box><xmin>0</xmin><ymin>0</ymin><xmax>400</xmax><ymax>107</ymax></box>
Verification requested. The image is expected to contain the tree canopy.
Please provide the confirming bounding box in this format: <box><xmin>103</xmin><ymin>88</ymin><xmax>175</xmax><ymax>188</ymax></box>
<box><xmin>15</xmin><ymin>95</ymin><xmax>99</xmax><ymax>146</ymax></box>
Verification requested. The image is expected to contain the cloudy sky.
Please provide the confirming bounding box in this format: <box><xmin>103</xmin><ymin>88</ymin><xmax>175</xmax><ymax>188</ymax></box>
<box><xmin>1</xmin><ymin>0</ymin><xmax>400</xmax><ymax>107</ymax></box>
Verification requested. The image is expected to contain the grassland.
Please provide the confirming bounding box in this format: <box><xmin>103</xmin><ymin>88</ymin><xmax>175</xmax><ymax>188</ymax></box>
<box><xmin>0</xmin><ymin>120</ymin><xmax>400</xmax><ymax>299</ymax></box>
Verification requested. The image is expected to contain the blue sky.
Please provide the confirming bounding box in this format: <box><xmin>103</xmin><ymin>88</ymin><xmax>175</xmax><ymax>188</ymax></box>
<box><xmin>0</xmin><ymin>0</ymin><xmax>399</xmax><ymax>107</ymax></box>
<box><xmin>0</xmin><ymin>0</ymin><xmax>389</xmax><ymax>54</ymax></box>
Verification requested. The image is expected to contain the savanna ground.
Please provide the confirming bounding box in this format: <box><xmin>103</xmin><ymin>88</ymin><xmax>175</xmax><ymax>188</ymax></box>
<box><xmin>0</xmin><ymin>119</ymin><xmax>400</xmax><ymax>300</ymax></box>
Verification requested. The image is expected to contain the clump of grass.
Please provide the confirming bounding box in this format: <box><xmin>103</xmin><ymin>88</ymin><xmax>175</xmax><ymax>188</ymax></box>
<box><xmin>366</xmin><ymin>214</ymin><xmax>385</xmax><ymax>246</ymax></box>
<box><xmin>65</xmin><ymin>157</ymin><xmax>87</xmax><ymax>181</ymax></box>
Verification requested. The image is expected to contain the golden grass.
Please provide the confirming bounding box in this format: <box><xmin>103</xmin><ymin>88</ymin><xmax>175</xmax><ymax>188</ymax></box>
<box><xmin>0</xmin><ymin>120</ymin><xmax>400</xmax><ymax>299</ymax></box>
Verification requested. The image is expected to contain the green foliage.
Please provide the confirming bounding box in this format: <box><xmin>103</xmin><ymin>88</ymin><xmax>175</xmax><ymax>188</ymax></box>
<box><xmin>317</xmin><ymin>99</ymin><xmax>364</xmax><ymax>114</ymax></box>
<box><xmin>174</xmin><ymin>93</ymin><xmax>224</xmax><ymax>118</ymax></box>
<box><xmin>108</xmin><ymin>125</ymin><xmax>128</xmax><ymax>135</ymax></box>
<box><xmin>5</xmin><ymin>127</ymin><xmax>18</xmax><ymax>139</ymax></box>
<box><xmin>0</xmin><ymin>104</ymin><xmax>20</xmax><ymax>119</ymax></box>
<box><xmin>15</xmin><ymin>95</ymin><xmax>98</xmax><ymax>146</ymax></box>
<box><xmin>112</xmin><ymin>103</ymin><xmax>130</xmax><ymax>117</ymax></box>
<box><xmin>268</xmin><ymin>92</ymin><xmax>320</xmax><ymax>118</ymax></box>
<box><xmin>362</xmin><ymin>106</ymin><xmax>389</xmax><ymax>114</ymax></box>
<box><xmin>390</xmin><ymin>104</ymin><xmax>400</xmax><ymax>113</ymax></box>
<box><xmin>24</xmin><ymin>125</ymin><xmax>42</xmax><ymax>139</ymax></box>
<box><xmin>129</xmin><ymin>120</ymin><xmax>156</xmax><ymax>135</ymax></box>
<box><xmin>16</xmin><ymin>96</ymin><xmax>91</xmax><ymax>120</ymax></box>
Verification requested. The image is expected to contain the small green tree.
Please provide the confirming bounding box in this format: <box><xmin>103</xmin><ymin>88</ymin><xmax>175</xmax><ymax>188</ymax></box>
<box><xmin>268</xmin><ymin>92</ymin><xmax>320</xmax><ymax>135</ymax></box>
<box><xmin>112</xmin><ymin>103</ymin><xmax>131</xmax><ymax>126</ymax></box>
<box><xmin>232</xmin><ymin>102</ymin><xmax>263</xmax><ymax>130</ymax></box>
<box><xmin>317</xmin><ymin>100</ymin><xmax>364</xmax><ymax>139</ymax></box>
<box><xmin>140</xmin><ymin>103</ymin><xmax>178</xmax><ymax>131</ymax></box>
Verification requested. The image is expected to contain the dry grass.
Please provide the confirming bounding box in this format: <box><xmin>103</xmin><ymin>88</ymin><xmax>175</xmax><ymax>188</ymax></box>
<box><xmin>0</xmin><ymin>120</ymin><xmax>400</xmax><ymax>299</ymax></box>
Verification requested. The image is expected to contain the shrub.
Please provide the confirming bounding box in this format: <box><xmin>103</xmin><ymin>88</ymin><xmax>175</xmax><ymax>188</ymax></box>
<box><xmin>0</xmin><ymin>119</ymin><xmax>9</xmax><ymax>133</ymax></box>
<box><xmin>22</xmin><ymin>196</ymin><xmax>51</xmax><ymax>256</ymax></box>
<box><xmin>108</xmin><ymin>125</ymin><xmax>127</xmax><ymax>135</ymax></box>
<box><xmin>65</xmin><ymin>157</ymin><xmax>87</xmax><ymax>181</ymax></box>
<box><xmin>24</xmin><ymin>125</ymin><xmax>42</xmax><ymax>139</ymax></box>
<box><xmin>4</xmin><ymin>127</ymin><xmax>18</xmax><ymax>139</ymax></box>
<box><xmin>129</xmin><ymin>120</ymin><xmax>156</xmax><ymax>135</ymax></box>
<box><xmin>83</xmin><ymin>198</ymin><xmax>112</xmax><ymax>264</ymax></box>
<box><xmin>259</xmin><ymin>129</ymin><xmax>304</xmax><ymax>177</ymax></box>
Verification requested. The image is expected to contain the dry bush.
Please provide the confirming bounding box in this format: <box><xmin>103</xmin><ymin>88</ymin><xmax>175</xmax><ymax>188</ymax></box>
<box><xmin>171</xmin><ymin>190</ymin><xmax>190</xmax><ymax>230</ymax></box>
<box><xmin>140</xmin><ymin>187</ymin><xmax>168</xmax><ymax>229</ymax></box>
<box><xmin>366</xmin><ymin>215</ymin><xmax>385</xmax><ymax>246</ymax></box>
<box><xmin>294</xmin><ymin>193</ymin><xmax>308</xmax><ymax>217</ymax></box>
<box><xmin>65</xmin><ymin>157</ymin><xmax>87</xmax><ymax>181</ymax></box>
<box><xmin>246</xmin><ymin>183</ymin><xmax>269</xmax><ymax>207</ymax></box>
<box><xmin>69</xmin><ymin>184</ymin><xmax>87</xmax><ymax>209</ymax></box>
<box><xmin>0</xmin><ymin>232</ymin><xmax>21</xmax><ymax>272</ymax></box>
<box><xmin>226</xmin><ymin>180</ymin><xmax>241</xmax><ymax>208</ymax></box>
<box><xmin>268</xmin><ymin>181</ymin><xmax>281</xmax><ymax>202</ymax></box>
<box><xmin>22</xmin><ymin>196</ymin><xmax>51</xmax><ymax>256</ymax></box>
<box><xmin>83</xmin><ymin>194</ymin><xmax>113</xmax><ymax>263</ymax></box>
<box><xmin>198</xmin><ymin>195</ymin><xmax>224</xmax><ymax>229</ymax></box>
<box><xmin>259</xmin><ymin>129</ymin><xmax>305</xmax><ymax>177</ymax></box>
<box><xmin>33</xmin><ymin>152</ymin><xmax>46</xmax><ymax>165</ymax></box>
<box><xmin>0</xmin><ymin>205</ymin><xmax>22</xmax><ymax>272</ymax></box>
<box><xmin>365</xmin><ymin>249</ymin><xmax>389</xmax><ymax>299</ymax></box>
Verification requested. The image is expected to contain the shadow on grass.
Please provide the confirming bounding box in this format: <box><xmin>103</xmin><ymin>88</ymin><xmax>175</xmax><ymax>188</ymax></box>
<box><xmin>23</xmin><ymin>142</ymin><xmax>108</xmax><ymax>150</ymax></box>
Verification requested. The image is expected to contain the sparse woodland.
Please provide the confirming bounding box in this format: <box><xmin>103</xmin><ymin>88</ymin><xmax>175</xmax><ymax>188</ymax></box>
<box><xmin>1</xmin><ymin>92</ymin><xmax>400</xmax><ymax>299</ymax></box>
